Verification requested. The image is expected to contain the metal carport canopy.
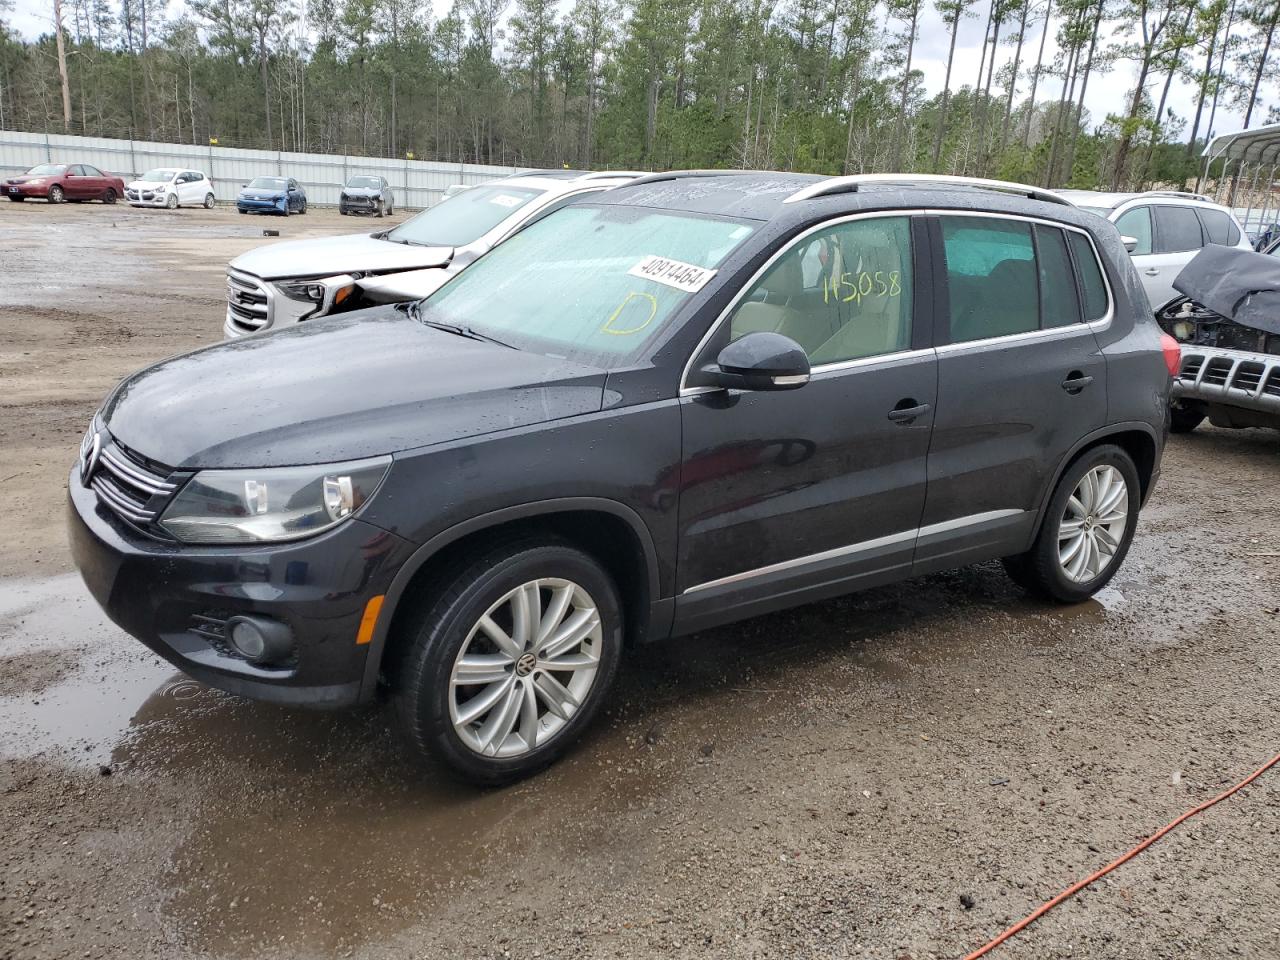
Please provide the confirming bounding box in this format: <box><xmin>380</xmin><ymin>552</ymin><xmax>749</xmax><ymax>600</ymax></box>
<box><xmin>1203</xmin><ymin>123</ymin><xmax>1280</xmax><ymax>165</ymax></box>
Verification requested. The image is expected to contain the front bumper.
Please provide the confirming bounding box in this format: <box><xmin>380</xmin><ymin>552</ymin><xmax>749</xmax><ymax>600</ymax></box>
<box><xmin>6</xmin><ymin>183</ymin><xmax>49</xmax><ymax>198</ymax></box>
<box><xmin>68</xmin><ymin>466</ymin><xmax>416</xmax><ymax>707</ymax></box>
<box><xmin>340</xmin><ymin>196</ymin><xmax>381</xmax><ymax>213</ymax></box>
<box><xmin>125</xmin><ymin>189</ymin><xmax>170</xmax><ymax>206</ymax></box>
<box><xmin>238</xmin><ymin>197</ymin><xmax>287</xmax><ymax>214</ymax></box>
<box><xmin>1172</xmin><ymin>346</ymin><xmax>1280</xmax><ymax>416</ymax></box>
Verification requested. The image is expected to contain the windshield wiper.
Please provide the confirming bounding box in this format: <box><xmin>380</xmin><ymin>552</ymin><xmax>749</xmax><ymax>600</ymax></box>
<box><xmin>406</xmin><ymin>301</ymin><xmax>517</xmax><ymax>349</ymax></box>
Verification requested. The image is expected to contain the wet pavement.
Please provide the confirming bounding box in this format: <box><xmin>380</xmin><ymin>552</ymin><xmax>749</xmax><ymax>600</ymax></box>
<box><xmin>2</xmin><ymin>202</ymin><xmax>1280</xmax><ymax>959</ymax></box>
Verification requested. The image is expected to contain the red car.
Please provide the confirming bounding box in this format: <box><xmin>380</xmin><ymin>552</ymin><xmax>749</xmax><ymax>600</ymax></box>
<box><xmin>5</xmin><ymin>163</ymin><xmax>127</xmax><ymax>204</ymax></box>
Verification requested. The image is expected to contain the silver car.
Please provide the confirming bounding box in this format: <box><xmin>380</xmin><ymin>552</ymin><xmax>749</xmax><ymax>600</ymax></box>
<box><xmin>1059</xmin><ymin>190</ymin><xmax>1252</xmax><ymax>310</ymax></box>
<box><xmin>223</xmin><ymin>169</ymin><xmax>643</xmax><ymax>338</ymax></box>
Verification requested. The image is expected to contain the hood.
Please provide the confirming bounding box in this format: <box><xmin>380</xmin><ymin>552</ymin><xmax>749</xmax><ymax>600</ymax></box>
<box><xmin>1173</xmin><ymin>245</ymin><xmax>1280</xmax><ymax>335</ymax></box>
<box><xmin>342</xmin><ymin>187</ymin><xmax>381</xmax><ymax>198</ymax></box>
<box><xmin>241</xmin><ymin>188</ymin><xmax>284</xmax><ymax>199</ymax></box>
<box><xmin>7</xmin><ymin>175</ymin><xmax>45</xmax><ymax>184</ymax></box>
<box><xmin>127</xmin><ymin>180</ymin><xmax>169</xmax><ymax>190</ymax></box>
<box><xmin>229</xmin><ymin>233</ymin><xmax>453</xmax><ymax>280</ymax></box>
<box><xmin>356</xmin><ymin>266</ymin><xmax>454</xmax><ymax>304</ymax></box>
<box><xmin>101</xmin><ymin>308</ymin><xmax>606</xmax><ymax>469</ymax></box>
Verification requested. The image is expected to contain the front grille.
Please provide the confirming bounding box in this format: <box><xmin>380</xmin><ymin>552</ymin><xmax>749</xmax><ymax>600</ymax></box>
<box><xmin>1231</xmin><ymin>361</ymin><xmax>1266</xmax><ymax>394</ymax></box>
<box><xmin>1178</xmin><ymin>355</ymin><xmax>1203</xmax><ymax>381</ymax></box>
<box><xmin>1264</xmin><ymin>368</ymin><xmax>1280</xmax><ymax>398</ymax></box>
<box><xmin>1201</xmin><ymin>357</ymin><xmax>1233</xmax><ymax>386</ymax></box>
<box><xmin>85</xmin><ymin>437</ymin><xmax>178</xmax><ymax>527</ymax></box>
<box><xmin>189</xmin><ymin>612</ymin><xmax>234</xmax><ymax>654</ymax></box>
<box><xmin>226</xmin><ymin>270</ymin><xmax>270</xmax><ymax>332</ymax></box>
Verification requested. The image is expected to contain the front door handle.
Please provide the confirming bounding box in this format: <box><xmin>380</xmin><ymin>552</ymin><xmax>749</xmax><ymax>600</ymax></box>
<box><xmin>887</xmin><ymin>400</ymin><xmax>931</xmax><ymax>424</ymax></box>
<box><xmin>1143</xmin><ymin>268</ymin><xmax>1160</xmax><ymax>276</ymax></box>
<box><xmin>1061</xmin><ymin>373</ymin><xmax>1094</xmax><ymax>394</ymax></box>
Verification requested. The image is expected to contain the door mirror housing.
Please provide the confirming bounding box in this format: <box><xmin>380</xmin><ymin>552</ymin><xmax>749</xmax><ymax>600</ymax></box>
<box><xmin>1120</xmin><ymin>235</ymin><xmax>1139</xmax><ymax>254</ymax></box>
<box><xmin>704</xmin><ymin>331</ymin><xmax>810</xmax><ymax>391</ymax></box>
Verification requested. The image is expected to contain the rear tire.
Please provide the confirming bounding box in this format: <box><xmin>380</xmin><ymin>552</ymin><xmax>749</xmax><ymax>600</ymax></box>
<box><xmin>203</xmin><ymin>193</ymin><xmax>216</xmax><ymax>209</ymax></box>
<box><xmin>1169</xmin><ymin>404</ymin><xmax>1204</xmax><ymax>434</ymax></box>
<box><xmin>392</xmin><ymin>540</ymin><xmax>623</xmax><ymax>786</ymax></box>
<box><xmin>1002</xmin><ymin>444</ymin><xmax>1140</xmax><ymax>604</ymax></box>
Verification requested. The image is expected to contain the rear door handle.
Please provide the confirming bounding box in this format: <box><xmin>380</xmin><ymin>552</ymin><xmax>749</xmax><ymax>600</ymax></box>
<box><xmin>1143</xmin><ymin>268</ymin><xmax>1160</xmax><ymax>276</ymax></box>
<box><xmin>1061</xmin><ymin>374</ymin><xmax>1094</xmax><ymax>394</ymax></box>
<box><xmin>887</xmin><ymin>401</ymin><xmax>931</xmax><ymax>423</ymax></box>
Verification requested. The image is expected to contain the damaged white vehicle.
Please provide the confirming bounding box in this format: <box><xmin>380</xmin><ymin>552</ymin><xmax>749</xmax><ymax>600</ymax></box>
<box><xmin>223</xmin><ymin>169</ymin><xmax>642</xmax><ymax>337</ymax></box>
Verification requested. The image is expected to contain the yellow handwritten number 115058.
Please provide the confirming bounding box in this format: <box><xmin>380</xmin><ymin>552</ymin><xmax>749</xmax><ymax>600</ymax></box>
<box><xmin>823</xmin><ymin>270</ymin><xmax>901</xmax><ymax>305</ymax></box>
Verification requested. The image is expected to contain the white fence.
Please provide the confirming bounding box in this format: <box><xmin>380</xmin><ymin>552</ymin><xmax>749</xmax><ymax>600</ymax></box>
<box><xmin>0</xmin><ymin>130</ymin><xmax>531</xmax><ymax>209</ymax></box>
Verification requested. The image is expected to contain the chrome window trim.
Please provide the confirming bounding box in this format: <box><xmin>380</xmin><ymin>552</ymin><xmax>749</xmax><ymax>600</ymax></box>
<box><xmin>678</xmin><ymin>208</ymin><xmax>930</xmax><ymax>397</ymax></box>
<box><xmin>928</xmin><ymin>208</ymin><xmax>1117</xmax><ymax>340</ymax></box>
<box><xmin>681</xmin><ymin>509</ymin><xmax>1026</xmax><ymax>595</ymax></box>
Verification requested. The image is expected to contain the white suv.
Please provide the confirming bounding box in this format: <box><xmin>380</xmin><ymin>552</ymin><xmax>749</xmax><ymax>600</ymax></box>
<box><xmin>1059</xmin><ymin>190</ymin><xmax>1251</xmax><ymax>309</ymax></box>
<box><xmin>125</xmin><ymin>168</ymin><xmax>216</xmax><ymax>209</ymax></box>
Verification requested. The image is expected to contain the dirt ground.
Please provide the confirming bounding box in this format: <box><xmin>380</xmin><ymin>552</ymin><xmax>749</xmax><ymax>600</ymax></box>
<box><xmin>1</xmin><ymin>200</ymin><xmax>1279</xmax><ymax>960</ymax></box>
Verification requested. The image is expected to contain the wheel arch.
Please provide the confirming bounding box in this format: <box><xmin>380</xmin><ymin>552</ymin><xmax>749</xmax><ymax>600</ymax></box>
<box><xmin>359</xmin><ymin>498</ymin><xmax>663</xmax><ymax>701</ymax></box>
<box><xmin>1031</xmin><ymin>422</ymin><xmax>1161</xmax><ymax>534</ymax></box>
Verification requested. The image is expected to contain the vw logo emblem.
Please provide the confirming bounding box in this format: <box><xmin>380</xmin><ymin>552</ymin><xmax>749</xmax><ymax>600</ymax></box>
<box><xmin>81</xmin><ymin>432</ymin><xmax>101</xmax><ymax>484</ymax></box>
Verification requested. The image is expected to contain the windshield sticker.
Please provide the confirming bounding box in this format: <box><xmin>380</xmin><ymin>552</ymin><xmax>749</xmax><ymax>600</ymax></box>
<box><xmin>489</xmin><ymin>194</ymin><xmax>524</xmax><ymax>208</ymax></box>
<box><xmin>627</xmin><ymin>255</ymin><xmax>716</xmax><ymax>293</ymax></box>
<box><xmin>601</xmin><ymin>292</ymin><xmax>659</xmax><ymax>336</ymax></box>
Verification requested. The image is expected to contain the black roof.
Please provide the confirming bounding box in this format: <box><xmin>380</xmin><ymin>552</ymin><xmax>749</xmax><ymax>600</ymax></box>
<box><xmin>595</xmin><ymin>171</ymin><xmax>1108</xmax><ymax>235</ymax></box>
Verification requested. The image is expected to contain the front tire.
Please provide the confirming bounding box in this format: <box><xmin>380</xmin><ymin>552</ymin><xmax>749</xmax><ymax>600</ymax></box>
<box><xmin>376</xmin><ymin>200</ymin><xmax>385</xmax><ymax>218</ymax></box>
<box><xmin>203</xmin><ymin>193</ymin><xmax>216</xmax><ymax>209</ymax></box>
<box><xmin>1002</xmin><ymin>444</ymin><xmax>1140</xmax><ymax>603</ymax></box>
<box><xmin>1169</xmin><ymin>404</ymin><xmax>1204</xmax><ymax>434</ymax></box>
<box><xmin>48</xmin><ymin>185</ymin><xmax>64</xmax><ymax>203</ymax></box>
<box><xmin>103</xmin><ymin>188</ymin><xmax>117</xmax><ymax>204</ymax></box>
<box><xmin>393</xmin><ymin>541</ymin><xmax>623</xmax><ymax>786</ymax></box>
<box><xmin>165</xmin><ymin>193</ymin><xmax>178</xmax><ymax>209</ymax></box>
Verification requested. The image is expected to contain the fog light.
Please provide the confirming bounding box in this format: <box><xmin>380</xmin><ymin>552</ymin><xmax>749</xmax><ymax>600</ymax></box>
<box><xmin>226</xmin><ymin>615</ymin><xmax>294</xmax><ymax>664</ymax></box>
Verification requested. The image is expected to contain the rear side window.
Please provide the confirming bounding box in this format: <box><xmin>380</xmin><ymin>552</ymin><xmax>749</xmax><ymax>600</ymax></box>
<box><xmin>1197</xmin><ymin>207</ymin><xmax>1240</xmax><ymax>246</ymax></box>
<box><xmin>1034</xmin><ymin>226</ymin><xmax>1081</xmax><ymax>328</ymax></box>
<box><xmin>1066</xmin><ymin>232</ymin><xmax>1109</xmax><ymax>321</ymax></box>
<box><xmin>1153</xmin><ymin>206</ymin><xmax>1203</xmax><ymax>253</ymax></box>
<box><xmin>941</xmin><ymin>217</ymin><xmax>1038</xmax><ymax>341</ymax></box>
<box><xmin>1113</xmin><ymin>207</ymin><xmax>1152</xmax><ymax>255</ymax></box>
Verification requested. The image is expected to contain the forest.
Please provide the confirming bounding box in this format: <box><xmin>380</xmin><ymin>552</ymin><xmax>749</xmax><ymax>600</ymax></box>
<box><xmin>0</xmin><ymin>0</ymin><xmax>1278</xmax><ymax>191</ymax></box>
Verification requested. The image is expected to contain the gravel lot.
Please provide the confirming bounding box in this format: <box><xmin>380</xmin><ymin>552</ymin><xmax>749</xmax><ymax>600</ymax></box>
<box><xmin>1</xmin><ymin>200</ymin><xmax>1278</xmax><ymax>960</ymax></box>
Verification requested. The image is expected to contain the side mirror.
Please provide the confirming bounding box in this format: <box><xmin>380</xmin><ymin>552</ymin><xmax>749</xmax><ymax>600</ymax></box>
<box><xmin>704</xmin><ymin>331</ymin><xmax>810</xmax><ymax>391</ymax></box>
<box><xmin>1121</xmin><ymin>235</ymin><xmax>1138</xmax><ymax>254</ymax></box>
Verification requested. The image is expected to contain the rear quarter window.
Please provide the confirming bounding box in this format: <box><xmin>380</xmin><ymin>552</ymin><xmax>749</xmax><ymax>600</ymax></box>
<box><xmin>1035</xmin><ymin>226</ymin><xmax>1081</xmax><ymax>328</ymax></box>
<box><xmin>1197</xmin><ymin>208</ymin><xmax>1240</xmax><ymax>246</ymax></box>
<box><xmin>1066</xmin><ymin>231</ymin><xmax>1109</xmax><ymax>321</ymax></box>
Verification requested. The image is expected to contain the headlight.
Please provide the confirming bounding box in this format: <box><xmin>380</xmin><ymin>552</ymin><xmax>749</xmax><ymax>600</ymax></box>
<box><xmin>28</xmin><ymin>178</ymin><xmax>45</xmax><ymax>185</ymax></box>
<box><xmin>279</xmin><ymin>280</ymin><xmax>327</xmax><ymax>303</ymax></box>
<box><xmin>159</xmin><ymin>456</ymin><xmax>391</xmax><ymax>544</ymax></box>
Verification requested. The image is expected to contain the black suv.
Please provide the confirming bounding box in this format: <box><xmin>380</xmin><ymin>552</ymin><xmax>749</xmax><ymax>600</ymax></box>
<box><xmin>69</xmin><ymin>172</ymin><xmax>1173</xmax><ymax>784</ymax></box>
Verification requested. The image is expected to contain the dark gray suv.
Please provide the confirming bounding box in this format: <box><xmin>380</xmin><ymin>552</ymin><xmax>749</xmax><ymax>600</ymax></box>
<box><xmin>68</xmin><ymin>172</ymin><xmax>1175</xmax><ymax>784</ymax></box>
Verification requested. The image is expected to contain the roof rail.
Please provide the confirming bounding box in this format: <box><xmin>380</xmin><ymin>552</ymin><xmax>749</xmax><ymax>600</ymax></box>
<box><xmin>623</xmin><ymin>169</ymin><xmax>783</xmax><ymax>189</ymax></box>
<box><xmin>783</xmin><ymin>173</ymin><xmax>1071</xmax><ymax>206</ymax></box>
<box><xmin>1138</xmin><ymin>190</ymin><xmax>1212</xmax><ymax>202</ymax></box>
<box><xmin>578</xmin><ymin>170</ymin><xmax>648</xmax><ymax>181</ymax></box>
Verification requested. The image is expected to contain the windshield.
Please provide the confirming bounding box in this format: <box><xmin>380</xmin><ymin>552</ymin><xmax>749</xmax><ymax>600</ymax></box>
<box><xmin>1080</xmin><ymin>206</ymin><xmax>1112</xmax><ymax>217</ymax></box>
<box><xmin>248</xmin><ymin>177</ymin><xmax>286</xmax><ymax>190</ymax></box>
<box><xmin>387</xmin><ymin>184</ymin><xmax>545</xmax><ymax>246</ymax></box>
<box><xmin>141</xmin><ymin>168</ymin><xmax>177</xmax><ymax>181</ymax></box>
<box><xmin>26</xmin><ymin>164</ymin><xmax>66</xmax><ymax>176</ymax></box>
<box><xmin>419</xmin><ymin>204</ymin><xmax>756</xmax><ymax>367</ymax></box>
<box><xmin>347</xmin><ymin>176</ymin><xmax>380</xmax><ymax>189</ymax></box>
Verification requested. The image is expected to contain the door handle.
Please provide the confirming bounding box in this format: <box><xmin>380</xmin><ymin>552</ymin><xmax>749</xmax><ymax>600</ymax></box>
<box><xmin>887</xmin><ymin>401</ymin><xmax>931</xmax><ymax>423</ymax></box>
<box><xmin>1143</xmin><ymin>268</ymin><xmax>1160</xmax><ymax>276</ymax></box>
<box><xmin>1061</xmin><ymin>373</ymin><xmax>1094</xmax><ymax>394</ymax></box>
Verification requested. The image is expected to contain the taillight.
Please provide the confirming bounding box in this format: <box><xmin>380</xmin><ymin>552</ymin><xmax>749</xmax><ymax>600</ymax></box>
<box><xmin>1160</xmin><ymin>332</ymin><xmax>1181</xmax><ymax>377</ymax></box>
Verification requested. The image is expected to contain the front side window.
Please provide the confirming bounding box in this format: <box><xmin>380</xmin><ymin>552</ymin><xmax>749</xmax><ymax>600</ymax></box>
<box><xmin>420</xmin><ymin>204</ymin><xmax>754</xmax><ymax>367</ymax></box>
<box><xmin>727</xmin><ymin>216</ymin><xmax>913</xmax><ymax>365</ymax></box>
<box><xmin>389</xmin><ymin>184</ymin><xmax>546</xmax><ymax>247</ymax></box>
<box><xmin>1114</xmin><ymin>206</ymin><xmax>1153</xmax><ymax>255</ymax></box>
<box><xmin>1153</xmin><ymin>205</ymin><xmax>1203</xmax><ymax>253</ymax></box>
<box><xmin>942</xmin><ymin>217</ymin><xmax>1038</xmax><ymax>341</ymax></box>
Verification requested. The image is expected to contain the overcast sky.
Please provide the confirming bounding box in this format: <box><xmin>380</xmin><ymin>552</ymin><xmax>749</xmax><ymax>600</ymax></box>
<box><xmin>6</xmin><ymin>0</ymin><xmax>1255</xmax><ymax>148</ymax></box>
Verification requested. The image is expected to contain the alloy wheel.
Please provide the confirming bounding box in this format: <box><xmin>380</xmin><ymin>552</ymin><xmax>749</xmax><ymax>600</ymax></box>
<box><xmin>1057</xmin><ymin>465</ymin><xmax>1128</xmax><ymax>583</ymax></box>
<box><xmin>448</xmin><ymin>578</ymin><xmax>602</xmax><ymax>758</ymax></box>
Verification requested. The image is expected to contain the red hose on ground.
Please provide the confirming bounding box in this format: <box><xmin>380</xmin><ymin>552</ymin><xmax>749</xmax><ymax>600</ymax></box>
<box><xmin>961</xmin><ymin>749</ymin><xmax>1280</xmax><ymax>960</ymax></box>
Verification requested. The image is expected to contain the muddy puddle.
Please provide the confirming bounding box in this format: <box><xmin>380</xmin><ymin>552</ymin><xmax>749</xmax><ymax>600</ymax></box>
<box><xmin>0</xmin><ymin>562</ymin><xmax>1186</xmax><ymax>958</ymax></box>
